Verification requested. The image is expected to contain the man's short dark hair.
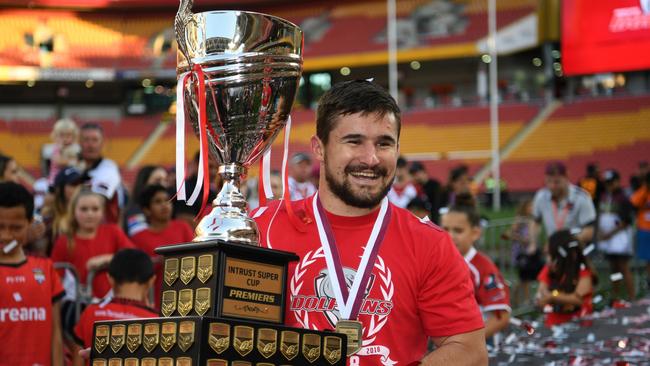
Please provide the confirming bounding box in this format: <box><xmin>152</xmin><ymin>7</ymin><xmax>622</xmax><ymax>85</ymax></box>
<box><xmin>396</xmin><ymin>156</ymin><xmax>408</xmax><ymax>168</ymax></box>
<box><xmin>80</xmin><ymin>122</ymin><xmax>104</xmax><ymax>135</ymax></box>
<box><xmin>138</xmin><ymin>184</ymin><xmax>168</xmax><ymax>209</ymax></box>
<box><xmin>316</xmin><ymin>80</ymin><xmax>401</xmax><ymax>145</ymax></box>
<box><xmin>0</xmin><ymin>182</ymin><xmax>34</xmax><ymax>220</ymax></box>
<box><xmin>108</xmin><ymin>249</ymin><xmax>154</xmax><ymax>285</ymax></box>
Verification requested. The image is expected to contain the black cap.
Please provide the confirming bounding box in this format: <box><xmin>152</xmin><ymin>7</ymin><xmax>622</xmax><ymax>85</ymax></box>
<box><xmin>54</xmin><ymin>167</ymin><xmax>83</xmax><ymax>187</ymax></box>
<box><xmin>409</xmin><ymin>161</ymin><xmax>425</xmax><ymax>174</ymax></box>
<box><xmin>545</xmin><ymin>161</ymin><xmax>567</xmax><ymax>176</ymax></box>
<box><xmin>603</xmin><ymin>169</ymin><xmax>620</xmax><ymax>182</ymax></box>
<box><xmin>291</xmin><ymin>152</ymin><xmax>311</xmax><ymax>164</ymax></box>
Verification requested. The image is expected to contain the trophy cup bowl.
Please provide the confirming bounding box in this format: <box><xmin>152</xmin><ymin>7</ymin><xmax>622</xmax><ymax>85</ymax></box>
<box><xmin>176</xmin><ymin>10</ymin><xmax>303</xmax><ymax>245</ymax></box>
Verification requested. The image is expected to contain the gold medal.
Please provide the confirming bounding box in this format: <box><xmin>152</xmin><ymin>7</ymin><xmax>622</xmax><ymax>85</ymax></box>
<box><xmin>163</xmin><ymin>258</ymin><xmax>179</xmax><ymax>286</ymax></box>
<box><xmin>197</xmin><ymin>254</ymin><xmax>213</xmax><ymax>283</ymax></box>
<box><xmin>256</xmin><ymin>328</ymin><xmax>277</xmax><ymax>358</ymax></box>
<box><xmin>94</xmin><ymin>325</ymin><xmax>109</xmax><ymax>353</ymax></box>
<box><xmin>178</xmin><ymin>320</ymin><xmax>195</xmax><ymax>352</ymax></box>
<box><xmin>161</xmin><ymin>290</ymin><xmax>177</xmax><ymax>317</ymax></box>
<box><xmin>323</xmin><ymin>336</ymin><xmax>343</xmax><ymax>365</ymax></box>
<box><xmin>194</xmin><ymin>287</ymin><xmax>211</xmax><ymax>316</ymax></box>
<box><xmin>335</xmin><ymin>320</ymin><xmax>363</xmax><ymax>356</ymax></box>
<box><xmin>177</xmin><ymin>289</ymin><xmax>194</xmax><ymax>316</ymax></box>
<box><xmin>160</xmin><ymin>322</ymin><xmax>177</xmax><ymax>352</ymax></box>
<box><xmin>126</xmin><ymin>323</ymin><xmax>142</xmax><ymax>353</ymax></box>
<box><xmin>233</xmin><ymin>325</ymin><xmax>254</xmax><ymax>357</ymax></box>
<box><xmin>302</xmin><ymin>333</ymin><xmax>321</xmax><ymax>363</ymax></box>
<box><xmin>180</xmin><ymin>256</ymin><xmax>196</xmax><ymax>284</ymax></box>
<box><xmin>208</xmin><ymin>322</ymin><xmax>230</xmax><ymax>354</ymax></box>
<box><xmin>110</xmin><ymin>324</ymin><xmax>126</xmax><ymax>353</ymax></box>
<box><xmin>143</xmin><ymin>323</ymin><xmax>160</xmax><ymax>353</ymax></box>
<box><xmin>279</xmin><ymin>330</ymin><xmax>299</xmax><ymax>361</ymax></box>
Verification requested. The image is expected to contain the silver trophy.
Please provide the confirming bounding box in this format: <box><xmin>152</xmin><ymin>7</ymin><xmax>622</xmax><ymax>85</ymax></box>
<box><xmin>175</xmin><ymin>3</ymin><xmax>303</xmax><ymax>245</ymax></box>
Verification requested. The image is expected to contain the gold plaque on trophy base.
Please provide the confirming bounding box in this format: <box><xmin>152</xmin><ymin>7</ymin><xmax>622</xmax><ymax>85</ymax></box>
<box><xmin>164</xmin><ymin>258</ymin><xmax>179</xmax><ymax>286</ymax></box>
<box><xmin>302</xmin><ymin>333</ymin><xmax>321</xmax><ymax>363</ymax></box>
<box><xmin>178</xmin><ymin>320</ymin><xmax>195</xmax><ymax>352</ymax></box>
<box><xmin>208</xmin><ymin>322</ymin><xmax>230</xmax><ymax>354</ymax></box>
<box><xmin>197</xmin><ymin>254</ymin><xmax>213</xmax><ymax>283</ymax></box>
<box><xmin>161</xmin><ymin>291</ymin><xmax>177</xmax><ymax>317</ymax></box>
<box><xmin>127</xmin><ymin>323</ymin><xmax>142</xmax><ymax>353</ymax></box>
<box><xmin>95</xmin><ymin>325</ymin><xmax>109</xmax><ymax>353</ymax></box>
<box><xmin>257</xmin><ymin>328</ymin><xmax>277</xmax><ymax>358</ymax></box>
<box><xmin>180</xmin><ymin>256</ymin><xmax>196</xmax><ymax>285</ymax></box>
<box><xmin>110</xmin><ymin>325</ymin><xmax>126</xmax><ymax>353</ymax></box>
<box><xmin>160</xmin><ymin>322</ymin><xmax>177</xmax><ymax>352</ymax></box>
<box><xmin>143</xmin><ymin>323</ymin><xmax>159</xmax><ymax>353</ymax></box>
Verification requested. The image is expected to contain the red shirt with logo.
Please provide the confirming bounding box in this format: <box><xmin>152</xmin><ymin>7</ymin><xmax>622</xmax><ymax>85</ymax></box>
<box><xmin>73</xmin><ymin>298</ymin><xmax>157</xmax><ymax>348</ymax></box>
<box><xmin>252</xmin><ymin>196</ymin><xmax>483</xmax><ymax>365</ymax></box>
<box><xmin>0</xmin><ymin>256</ymin><xmax>65</xmax><ymax>366</ymax></box>
<box><xmin>464</xmin><ymin>247</ymin><xmax>511</xmax><ymax>315</ymax></box>
<box><xmin>537</xmin><ymin>265</ymin><xmax>593</xmax><ymax>326</ymax></box>
<box><xmin>51</xmin><ymin>224</ymin><xmax>134</xmax><ymax>298</ymax></box>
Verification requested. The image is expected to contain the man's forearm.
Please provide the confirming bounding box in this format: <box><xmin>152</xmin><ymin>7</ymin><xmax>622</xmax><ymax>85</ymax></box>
<box><xmin>422</xmin><ymin>330</ymin><xmax>488</xmax><ymax>366</ymax></box>
<box><xmin>577</xmin><ymin>226</ymin><xmax>594</xmax><ymax>244</ymax></box>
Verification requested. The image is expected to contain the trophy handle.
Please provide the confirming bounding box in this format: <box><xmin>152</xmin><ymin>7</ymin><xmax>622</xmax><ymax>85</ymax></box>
<box><xmin>175</xmin><ymin>0</ymin><xmax>194</xmax><ymax>68</ymax></box>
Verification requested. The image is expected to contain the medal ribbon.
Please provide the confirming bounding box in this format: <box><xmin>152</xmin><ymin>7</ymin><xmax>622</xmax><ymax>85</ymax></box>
<box><xmin>312</xmin><ymin>192</ymin><xmax>392</xmax><ymax>320</ymax></box>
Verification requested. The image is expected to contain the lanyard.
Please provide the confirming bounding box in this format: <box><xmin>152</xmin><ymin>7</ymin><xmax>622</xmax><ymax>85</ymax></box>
<box><xmin>551</xmin><ymin>200</ymin><xmax>570</xmax><ymax>230</ymax></box>
<box><xmin>312</xmin><ymin>193</ymin><xmax>391</xmax><ymax>320</ymax></box>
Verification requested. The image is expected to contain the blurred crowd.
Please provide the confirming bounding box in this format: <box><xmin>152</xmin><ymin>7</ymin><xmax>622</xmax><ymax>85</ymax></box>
<box><xmin>0</xmin><ymin>116</ymin><xmax>649</xmax><ymax>365</ymax></box>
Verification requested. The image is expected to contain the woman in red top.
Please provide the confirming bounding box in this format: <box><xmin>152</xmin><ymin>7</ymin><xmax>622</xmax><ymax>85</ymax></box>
<box><xmin>51</xmin><ymin>188</ymin><xmax>134</xmax><ymax>298</ymax></box>
<box><xmin>536</xmin><ymin>229</ymin><xmax>596</xmax><ymax>326</ymax></box>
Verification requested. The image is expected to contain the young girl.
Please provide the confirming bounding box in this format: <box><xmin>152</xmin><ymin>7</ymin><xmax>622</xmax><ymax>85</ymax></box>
<box><xmin>536</xmin><ymin>229</ymin><xmax>596</xmax><ymax>326</ymax></box>
<box><xmin>51</xmin><ymin>189</ymin><xmax>134</xmax><ymax>298</ymax></box>
<box><xmin>48</xmin><ymin>118</ymin><xmax>80</xmax><ymax>184</ymax></box>
<box><xmin>505</xmin><ymin>198</ymin><xmax>543</xmax><ymax>306</ymax></box>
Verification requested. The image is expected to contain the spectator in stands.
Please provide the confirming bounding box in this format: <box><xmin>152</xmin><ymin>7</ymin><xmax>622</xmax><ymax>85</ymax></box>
<box><xmin>406</xmin><ymin>196</ymin><xmax>432</xmax><ymax>219</ymax></box>
<box><xmin>631</xmin><ymin>172</ymin><xmax>650</xmax><ymax>289</ymax></box>
<box><xmin>503</xmin><ymin>198</ymin><xmax>543</xmax><ymax>307</ymax></box>
<box><xmin>532</xmin><ymin>161</ymin><xmax>596</xmax><ymax>245</ymax></box>
<box><xmin>440</xmin><ymin>194</ymin><xmax>511</xmax><ymax>340</ymax></box>
<box><xmin>440</xmin><ymin>164</ymin><xmax>472</xmax><ymax>210</ymax></box>
<box><xmin>629</xmin><ymin>161</ymin><xmax>649</xmax><ymax>194</ymax></box>
<box><xmin>0</xmin><ymin>153</ymin><xmax>19</xmax><ymax>183</ymax></box>
<box><xmin>49</xmin><ymin>167</ymin><xmax>84</xmax><ymax>253</ymax></box>
<box><xmin>0</xmin><ymin>182</ymin><xmax>65</xmax><ymax>366</ymax></box>
<box><xmin>47</xmin><ymin>118</ymin><xmax>80</xmax><ymax>185</ymax></box>
<box><xmin>71</xmin><ymin>248</ymin><xmax>156</xmax><ymax>366</ymax></box>
<box><xmin>536</xmin><ymin>229</ymin><xmax>596</xmax><ymax>327</ymax></box>
<box><xmin>51</xmin><ymin>189</ymin><xmax>134</xmax><ymax>299</ymax></box>
<box><xmin>597</xmin><ymin>169</ymin><xmax>635</xmax><ymax>301</ymax></box>
<box><xmin>578</xmin><ymin>162</ymin><xmax>604</xmax><ymax>207</ymax></box>
<box><xmin>173</xmin><ymin>151</ymin><xmax>219</xmax><ymax>229</ymax></box>
<box><xmin>270</xmin><ymin>170</ymin><xmax>284</xmax><ymax>199</ymax></box>
<box><xmin>123</xmin><ymin>165</ymin><xmax>168</xmax><ymax>237</ymax></box>
<box><xmin>131</xmin><ymin>184</ymin><xmax>194</xmax><ymax>305</ymax></box>
<box><xmin>78</xmin><ymin>123</ymin><xmax>123</xmax><ymax>224</ymax></box>
<box><xmin>387</xmin><ymin>156</ymin><xmax>417</xmax><ymax>208</ymax></box>
<box><xmin>409</xmin><ymin>161</ymin><xmax>441</xmax><ymax>222</ymax></box>
<box><xmin>288</xmin><ymin>152</ymin><xmax>317</xmax><ymax>200</ymax></box>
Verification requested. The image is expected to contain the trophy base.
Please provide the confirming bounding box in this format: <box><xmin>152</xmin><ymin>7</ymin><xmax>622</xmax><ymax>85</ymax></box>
<box><xmin>155</xmin><ymin>240</ymin><xmax>298</xmax><ymax>324</ymax></box>
<box><xmin>89</xmin><ymin>316</ymin><xmax>348</xmax><ymax>365</ymax></box>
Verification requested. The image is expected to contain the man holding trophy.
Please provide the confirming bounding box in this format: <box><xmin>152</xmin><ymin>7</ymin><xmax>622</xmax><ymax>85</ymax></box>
<box><xmin>87</xmin><ymin>1</ymin><xmax>487</xmax><ymax>365</ymax></box>
<box><xmin>253</xmin><ymin>80</ymin><xmax>487</xmax><ymax>365</ymax></box>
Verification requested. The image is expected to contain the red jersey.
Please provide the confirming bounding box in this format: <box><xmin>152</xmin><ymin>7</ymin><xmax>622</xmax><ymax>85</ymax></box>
<box><xmin>464</xmin><ymin>247</ymin><xmax>511</xmax><ymax>315</ymax></box>
<box><xmin>0</xmin><ymin>256</ymin><xmax>65</xmax><ymax>366</ymax></box>
<box><xmin>631</xmin><ymin>186</ymin><xmax>650</xmax><ymax>231</ymax></box>
<box><xmin>537</xmin><ymin>265</ymin><xmax>593</xmax><ymax>326</ymax></box>
<box><xmin>73</xmin><ymin>297</ymin><xmax>157</xmax><ymax>348</ymax></box>
<box><xmin>252</xmin><ymin>196</ymin><xmax>483</xmax><ymax>365</ymax></box>
<box><xmin>130</xmin><ymin>220</ymin><xmax>194</xmax><ymax>256</ymax></box>
<box><xmin>131</xmin><ymin>219</ymin><xmax>194</xmax><ymax>307</ymax></box>
<box><xmin>51</xmin><ymin>224</ymin><xmax>134</xmax><ymax>298</ymax></box>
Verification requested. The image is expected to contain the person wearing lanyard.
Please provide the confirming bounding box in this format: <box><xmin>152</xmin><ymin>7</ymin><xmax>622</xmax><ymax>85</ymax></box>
<box><xmin>531</xmin><ymin>162</ymin><xmax>597</xmax><ymax>249</ymax></box>
<box><xmin>252</xmin><ymin>80</ymin><xmax>486</xmax><ymax>366</ymax></box>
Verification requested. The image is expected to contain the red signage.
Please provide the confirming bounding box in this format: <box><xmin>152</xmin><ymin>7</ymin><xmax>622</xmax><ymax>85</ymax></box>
<box><xmin>562</xmin><ymin>0</ymin><xmax>650</xmax><ymax>75</ymax></box>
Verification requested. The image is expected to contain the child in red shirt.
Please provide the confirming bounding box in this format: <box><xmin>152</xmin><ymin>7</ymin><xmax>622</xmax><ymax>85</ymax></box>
<box><xmin>51</xmin><ymin>189</ymin><xmax>134</xmax><ymax>298</ymax></box>
<box><xmin>440</xmin><ymin>199</ymin><xmax>511</xmax><ymax>339</ymax></box>
<box><xmin>71</xmin><ymin>248</ymin><xmax>156</xmax><ymax>366</ymax></box>
<box><xmin>536</xmin><ymin>229</ymin><xmax>596</xmax><ymax>326</ymax></box>
<box><xmin>130</xmin><ymin>184</ymin><xmax>194</xmax><ymax>306</ymax></box>
<box><xmin>0</xmin><ymin>182</ymin><xmax>65</xmax><ymax>366</ymax></box>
